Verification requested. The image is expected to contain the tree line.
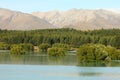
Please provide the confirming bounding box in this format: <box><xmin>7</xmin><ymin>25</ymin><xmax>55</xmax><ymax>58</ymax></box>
<box><xmin>0</xmin><ymin>28</ymin><xmax>120</xmax><ymax>49</ymax></box>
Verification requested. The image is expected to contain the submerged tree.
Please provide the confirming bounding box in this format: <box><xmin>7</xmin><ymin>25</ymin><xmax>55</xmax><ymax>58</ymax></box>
<box><xmin>0</xmin><ymin>42</ymin><xmax>10</xmax><ymax>50</ymax></box>
<box><xmin>47</xmin><ymin>43</ymin><xmax>71</xmax><ymax>56</ymax></box>
<box><xmin>52</xmin><ymin>43</ymin><xmax>70</xmax><ymax>51</ymax></box>
<box><xmin>77</xmin><ymin>44</ymin><xmax>111</xmax><ymax>62</ymax></box>
<box><xmin>48</xmin><ymin>47</ymin><xmax>66</xmax><ymax>56</ymax></box>
<box><xmin>106</xmin><ymin>46</ymin><xmax>120</xmax><ymax>60</ymax></box>
<box><xmin>10</xmin><ymin>44</ymin><xmax>25</xmax><ymax>55</ymax></box>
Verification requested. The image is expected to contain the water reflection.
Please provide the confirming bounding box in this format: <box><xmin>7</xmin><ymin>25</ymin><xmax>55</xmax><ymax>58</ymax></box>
<box><xmin>79</xmin><ymin>72</ymin><xmax>102</xmax><ymax>76</ymax></box>
<box><xmin>77</xmin><ymin>61</ymin><xmax>120</xmax><ymax>67</ymax></box>
<box><xmin>1</xmin><ymin>53</ymin><xmax>120</xmax><ymax>67</ymax></box>
<box><xmin>0</xmin><ymin>53</ymin><xmax>77</xmax><ymax>65</ymax></box>
<box><xmin>1</xmin><ymin>64</ymin><xmax>120</xmax><ymax>80</ymax></box>
<box><xmin>78</xmin><ymin>62</ymin><xmax>110</xmax><ymax>67</ymax></box>
<box><xmin>48</xmin><ymin>56</ymin><xmax>64</xmax><ymax>65</ymax></box>
<box><xmin>48</xmin><ymin>56</ymin><xmax>77</xmax><ymax>65</ymax></box>
<box><xmin>1</xmin><ymin>53</ymin><xmax>120</xmax><ymax>80</ymax></box>
<box><xmin>10</xmin><ymin>55</ymin><xmax>25</xmax><ymax>64</ymax></box>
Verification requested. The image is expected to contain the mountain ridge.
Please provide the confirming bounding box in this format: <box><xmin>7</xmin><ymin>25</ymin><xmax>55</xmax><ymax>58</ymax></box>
<box><xmin>0</xmin><ymin>8</ymin><xmax>54</xmax><ymax>30</ymax></box>
<box><xmin>32</xmin><ymin>9</ymin><xmax>120</xmax><ymax>30</ymax></box>
<box><xmin>0</xmin><ymin>8</ymin><xmax>120</xmax><ymax>30</ymax></box>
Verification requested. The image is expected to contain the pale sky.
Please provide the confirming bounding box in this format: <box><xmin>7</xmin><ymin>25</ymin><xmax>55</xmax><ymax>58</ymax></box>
<box><xmin>0</xmin><ymin>0</ymin><xmax>120</xmax><ymax>13</ymax></box>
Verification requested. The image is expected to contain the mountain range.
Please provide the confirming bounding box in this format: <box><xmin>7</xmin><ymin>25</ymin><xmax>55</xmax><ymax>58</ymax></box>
<box><xmin>0</xmin><ymin>8</ymin><xmax>120</xmax><ymax>30</ymax></box>
<box><xmin>0</xmin><ymin>8</ymin><xmax>54</xmax><ymax>30</ymax></box>
<box><xmin>32</xmin><ymin>9</ymin><xmax>120</xmax><ymax>30</ymax></box>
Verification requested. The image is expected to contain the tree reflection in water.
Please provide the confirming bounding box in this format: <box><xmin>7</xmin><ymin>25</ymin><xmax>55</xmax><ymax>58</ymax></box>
<box><xmin>0</xmin><ymin>53</ymin><xmax>77</xmax><ymax>65</ymax></box>
<box><xmin>77</xmin><ymin>61</ymin><xmax>120</xmax><ymax>67</ymax></box>
<box><xmin>1</xmin><ymin>53</ymin><xmax>120</xmax><ymax>66</ymax></box>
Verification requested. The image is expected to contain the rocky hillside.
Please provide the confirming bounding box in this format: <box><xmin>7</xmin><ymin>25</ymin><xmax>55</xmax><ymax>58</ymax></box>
<box><xmin>32</xmin><ymin>9</ymin><xmax>120</xmax><ymax>30</ymax></box>
<box><xmin>0</xmin><ymin>8</ymin><xmax>54</xmax><ymax>30</ymax></box>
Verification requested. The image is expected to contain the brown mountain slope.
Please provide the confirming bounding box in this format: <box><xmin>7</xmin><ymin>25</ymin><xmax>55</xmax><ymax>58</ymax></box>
<box><xmin>0</xmin><ymin>8</ymin><xmax>54</xmax><ymax>30</ymax></box>
<box><xmin>32</xmin><ymin>9</ymin><xmax>120</xmax><ymax>30</ymax></box>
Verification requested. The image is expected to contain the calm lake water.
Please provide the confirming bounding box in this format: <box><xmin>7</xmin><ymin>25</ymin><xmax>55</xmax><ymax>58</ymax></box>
<box><xmin>0</xmin><ymin>52</ymin><xmax>120</xmax><ymax>80</ymax></box>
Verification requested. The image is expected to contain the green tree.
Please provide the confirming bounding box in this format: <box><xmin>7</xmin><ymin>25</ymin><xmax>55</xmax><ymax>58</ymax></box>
<box><xmin>39</xmin><ymin>43</ymin><xmax>50</xmax><ymax>51</ymax></box>
<box><xmin>77</xmin><ymin>44</ymin><xmax>111</xmax><ymax>62</ymax></box>
<box><xmin>10</xmin><ymin>44</ymin><xmax>25</xmax><ymax>55</ymax></box>
<box><xmin>48</xmin><ymin>47</ymin><xmax>66</xmax><ymax>56</ymax></box>
<box><xmin>20</xmin><ymin>43</ymin><xmax>34</xmax><ymax>52</ymax></box>
<box><xmin>52</xmin><ymin>43</ymin><xmax>70</xmax><ymax>51</ymax></box>
<box><xmin>110</xmin><ymin>36</ymin><xmax>120</xmax><ymax>49</ymax></box>
<box><xmin>106</xmin><ymin>46</ymin><xmax>120</xmax><ymax>60</ymax></box>
<box><xmin>0</xmin><ymin>42</ymin><xmax>10</xmax><ymax>50</ymax></box>
<box><xmin>0</xmin><ymin>28</ymin><xmax>120</xmax><ymax>49</ymax></box>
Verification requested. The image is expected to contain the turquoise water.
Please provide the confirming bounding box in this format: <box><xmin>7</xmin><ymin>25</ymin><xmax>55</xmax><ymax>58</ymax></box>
<box><xmin>0</xmin><ymin>53</ymin><xmax>120</xmax><ymax>80</ymax></box>
<box><xmin>0</xmin><ymin>65</ymin><xmax>120</xmax><ymax>80</ymax></box>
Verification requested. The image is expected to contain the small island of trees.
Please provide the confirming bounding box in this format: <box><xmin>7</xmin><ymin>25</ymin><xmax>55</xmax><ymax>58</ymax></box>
<box><xmin>48</xmin><ymin>43</ymin><xmax>70</xmax><ymax>56</ymax></box>
<box><xmin>77</xmin><ymin>44</ymin><xmax>120</xmax><ymax>62</ymax></box>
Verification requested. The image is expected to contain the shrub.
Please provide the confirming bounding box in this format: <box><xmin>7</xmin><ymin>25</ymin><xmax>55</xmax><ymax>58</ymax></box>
<box><xmin>106</xmin><ymin>46</ymin><xmax>119</xmax><ymax>60</ymax></box>
<box><xmin>52</xmin><ymin>43</ymin><xmax>70</xmax><ymax>51</ymax></box>
<box><xmin>10</xmin><ymin>44</ymin><xmax>25</xmax><ymax>55</ymax></box>
<box><xmin>77</xmin><ymin>44</ymin><xmax>111</xmax><ymax>62</ymax></box>
<box><xmin>20</xmin><ymin>43</ymin><xmax>34</xmax><ymax>52</ymax></box>
<box><xmin>39</xmin><ymin>43</ymin><xmax>50</xmax><ymax>51</ymax></box>
<box><xmin>0</xmin><ymin>42</ymin><xmax>10</xmax><ymax>50</ymax></box>
<box><xmin>48</xmin><ymin>47</ymin><xmax>66</xmax><ymax>56</ymax></box>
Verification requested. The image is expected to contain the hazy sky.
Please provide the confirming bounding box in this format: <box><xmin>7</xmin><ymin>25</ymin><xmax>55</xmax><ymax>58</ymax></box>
<box><xmin>0</xmin><ymin>0</ymin><xmax>120</xmax><ymax>13</ymax></box>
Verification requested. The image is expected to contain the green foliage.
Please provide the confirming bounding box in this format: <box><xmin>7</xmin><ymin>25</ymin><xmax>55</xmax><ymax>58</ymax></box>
<box><xmin>0</xmin><ymin>42</ymin><xmax>10</xmax><ymax>50</ymax></box>
<box><xmin>109</xmin><ymin>36</ymin><xmax>120</xmax><ymax>49</ymax></box>
<box><xmin>0</xmin><ymin>28</ymin><xmax>120</xmax><ymax>49</ymax></box>
<box><xmin>47</xmin><ymin>43</ymin><xmax>70</xmax><ymax>56</ymax></box>
<box><xmin>19</xmin><ymin>43</ymin><xmax>34</xmax><ymax>52</ymax></box>
<box><xmin>48</xmin><ymin>47</ymin><xmax>66</xmax><ymax>56</ymax></box>
<box><xmin>39</xmin><ymin>43</ymin><xmax>50</xmax><ymax>51</ymax></box>
<box><xmin>77</xmin><ymin>44</ymin><xmax>111</xmax><ymax>62</ymax></box>
<box><xmin>52</xmin><ymin>43</ymin><xmax>70</xmax><ymax>51</ymax></box>
<box><xmin>10</xmin><ymin>44</ymin><xmax>25</xmax><ymax>55</ymax></box>
<box><xmin>105</xmin><ymin>46</ymin><xmax>119</xmax><ymax>60</ymax></box>
<box><xmin>117</xmin><ymin>50</ymin><xmax>120</xmax><ymax>59</ymax></box>
<box><xmin>77</xmin><ymin>43</ymin><xmax>120</xmax><ymax>62</ymax></box>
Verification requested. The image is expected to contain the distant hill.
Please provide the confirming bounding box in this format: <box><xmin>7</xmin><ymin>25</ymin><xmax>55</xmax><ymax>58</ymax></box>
<box><xmin>32</xmin><ymin>9</ymin><xmax>120</xmax><ymax>30</ymax></box>
<box><xmin>0</xmin><ymin>8</ymin><xmax>120</xmax><ymax>30</ymax></box>
<box><xmin>0</xmin><ymin>8</ymin><xmax>54</xmax><ymax>30</ymax></box>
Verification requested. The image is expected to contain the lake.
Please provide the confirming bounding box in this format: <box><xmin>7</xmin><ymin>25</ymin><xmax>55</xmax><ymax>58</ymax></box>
<box><xmin>0</xmin><ymin>52</ymin><xmax>120</xmax><ymax>80</ymax></box>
